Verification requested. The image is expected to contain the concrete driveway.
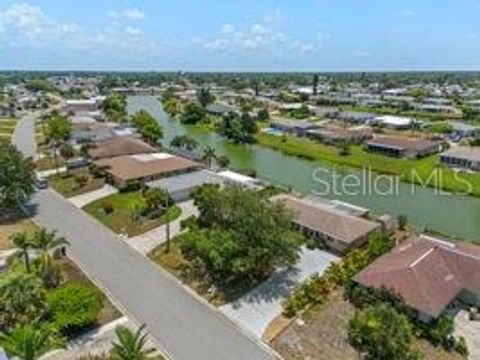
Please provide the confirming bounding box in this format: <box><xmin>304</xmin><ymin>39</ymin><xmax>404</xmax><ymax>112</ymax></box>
<box><xmin>220</xmin><ymin>247</ymin><xmax>339</xmax><ymax>338</ymax></box>
<box><xmin>69</xmin><ymin>185</ymin><xmax>118</xmax><ymax>208</ymax></box>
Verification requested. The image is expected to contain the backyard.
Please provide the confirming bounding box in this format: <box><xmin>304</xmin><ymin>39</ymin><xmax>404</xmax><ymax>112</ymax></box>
<box><xmin>83</xmin><ymin>190</ymin><xmax>181</xmax><ymax>237</ymax></box>
<box><xmin>49</xmin><ymin>167</ymin><xmax>105</xmax><ymax>197</ymax></box>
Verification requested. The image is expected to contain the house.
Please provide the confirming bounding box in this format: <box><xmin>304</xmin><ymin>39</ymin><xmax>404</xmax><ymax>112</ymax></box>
<box><xmin>147</xmin><ymin>169</ymin><xmax>226</xmax><ymax>202</ymax></box>
<box><xmin>205</xmin><ymin>103</ymin><xmax>237</xmax><ymax>116</ymax></box>
<box><xmin>88</xmin><ymin>136</ymin><xmax>156</xmax><ymax>160</ymax></box>
<box><xmin>216</xmin><ymin>170</ymin><xmax>264</xmax><ymax>190</ymax></box>
<box><xmin>94</xmin><ymin>153</ymin><xmax>201</xmax><ymax>188</ymax></box>
<box><xmin>307</xmin><ymin>125</ymin><xmax>372</xmax><ymax>145</ymax></box>
<box><xmin>269</xmin><ymin>118</ymin><xmax>318</xmax><ymax>136</ymax></box>
<box><xmin>337</xmin><ymin>111</ymin><xmax>376</xmax><ymax>124</ymax></box>
<box><xmin>365</xmin><ymin>136</ymin><xmax>441</xmax><ymax>158</ymax></box>
<box><xmin>66</xmin><ymin>99</ymin><xmax>98</xmax><ymax>114</ymax></box>
<box><xmin>374</xmin><ymin>115</ymin><xmax>412</xmax><ymax>129</ymax></box>
<box><xmin>271</xmin><ymin>194</ymin><xmax>380</xmax><ymax>254</ymax></box>
<box><xmin>355</xmin><ymin>234</ymin><xmax>480</xmax><ymax>322</ymax></box>
<box><xmin>447</xmin><ymin>121</ymin><xmax>480</xmax><ymax>138</ymax></box>
<box><xmin>440</xmin><ymin>147</ymin><xmax>480</xmax><ymax>171</ymax></box>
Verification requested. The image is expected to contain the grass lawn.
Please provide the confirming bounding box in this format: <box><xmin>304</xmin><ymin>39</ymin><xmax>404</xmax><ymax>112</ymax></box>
<box><xmin>271</xmin><ymin>289</ymin><xmax>465</xmax><ymax>360</ymax></box>
<box><xmin>0</xmin><ymin>209</ymin><xmax>38</xmax><ymax>251</ymax></box>
<box><xmin>49</xmin><ymin>168</ymin><xmax>105</xmax><ymax>198</ymax></box>
<box><xmin>0</xmin><ymin>125</ymin><xmax>16</xmax><ymax>134</ymax></box>
<box><xmin>256</xmin><ymin>132</ymin><xmax>480</xmax><ymax>197</ymax></box>
<box><xmin>0</xmin><ymin>118</ymin><xmax>18</xmax><ymax>127</ymax></box>
<box><xmin>83</xmin><ymin>191</ymin><xmax>182</xmax><ymax>237</ymax></box>
<box><xmin>58</xmin><ymin>258</ymin><xmax>122</xmax><ymax>327</ymax></box>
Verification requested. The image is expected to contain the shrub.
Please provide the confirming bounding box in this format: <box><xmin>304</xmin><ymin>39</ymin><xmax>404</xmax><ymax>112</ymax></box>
<box><xmin>47</xmin><ymin>282</ymin><xmax>102</xmax><ymax>336</ymax></box>
<box><xmin>102</xmin><ymin>201</ymin><xmax>115</xmax><ymax>215</ymax></box>
<box><xmin>454</xmin><ymin>336</ymin><xmax>469</xmax><ymax>356</ymax></box>
<box><xmin>74</xmin><ymin>174</ymin><xmax>89</xmax><ymax>188</ymax></box>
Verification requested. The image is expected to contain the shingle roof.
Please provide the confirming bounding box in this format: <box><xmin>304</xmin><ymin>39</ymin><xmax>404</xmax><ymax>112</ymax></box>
<box><xmin>366</xmin><ymin>136</ymin><xmax>439</xmax><ymax>152</ymax></box>
<box><xmin>272</xmin><ymin>194</ymin><xmax>380</xmax><ymax>245</ymax></box>
<box><xmin>355</xmin><ymin>235</ymin><xmax>480</xmax><ymax>318</ymax></box>
<box><xmin>95</xmin><ymin>153</ymin><xmax>201</xmax><ymax>181</ymax></box>
<box><xmin>89</xmin><ymin>136</ymin><xmax>156</xmax><ymax>160</ymax></box>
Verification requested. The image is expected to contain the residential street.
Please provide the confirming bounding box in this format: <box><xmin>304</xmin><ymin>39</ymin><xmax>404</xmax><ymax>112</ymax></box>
<box><xmin>12</xmin><ymin>110</ymin><xmax>39</xmax><ymax>158</ymax></box>
<box><xmin>14</xmin><ymin>113</ymin><xmax>277</xmax><ymax>360</ymax></box>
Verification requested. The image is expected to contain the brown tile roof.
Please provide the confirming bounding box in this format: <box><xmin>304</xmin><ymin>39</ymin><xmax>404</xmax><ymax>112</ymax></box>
<box><xmin>355</xmin><ymin>235</ymin><xmax>480</xmax><ymax>318</ymax></box>
<box><xmin>95</xmin><ymin>153</ymin><xmax>201</xmax><ymax>181</ymax></box>
<box><xmin>366</xmin><ymin>136</ymin><xmax>440</xmax><ymax>152</ymax></box>
<box><xmin>272</xmin><ymin>194</ymin><xmax>380</xmax><ymax>245</ymax></box>
<box><xmin>89</xmin><ymin>136</ymin><xmax>156</xmax><ymax>160</ymax></box>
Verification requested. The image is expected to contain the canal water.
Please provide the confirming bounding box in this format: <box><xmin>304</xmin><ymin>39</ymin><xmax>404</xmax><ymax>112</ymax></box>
<box><xmin>127</xmin><ymin>96</ymin><xmax>480</xmax><ymax>242</ymax></box>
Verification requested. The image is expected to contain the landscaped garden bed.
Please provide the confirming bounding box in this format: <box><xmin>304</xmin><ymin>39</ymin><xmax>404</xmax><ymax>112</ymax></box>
<box><xmin>49</xmin><ymin>167</ymin><xmax>105</xmax><ymax>197</ymax></box>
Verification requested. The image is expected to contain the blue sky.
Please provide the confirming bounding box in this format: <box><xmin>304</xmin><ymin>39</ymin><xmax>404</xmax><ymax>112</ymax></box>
<box><xmin>1</xmin><ymin>0</ymin><xmax>480</xmax><ymax>71</ymax></box>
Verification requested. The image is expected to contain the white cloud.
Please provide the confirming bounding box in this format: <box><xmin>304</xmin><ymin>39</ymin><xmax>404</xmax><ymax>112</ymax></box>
<box><xmin>125</xmin><ymin>26</ymin><xmax>143</xmax><ymax>36</ymax></box>
<box><xmin>109</xmin><ymin>8</ymin><xmax>145</xmax><ymax>21</ymax></box>
<box><xmin>221</xmin><ymin>24</ymin><xmax>235</xmax><ymax>34</ymax></box>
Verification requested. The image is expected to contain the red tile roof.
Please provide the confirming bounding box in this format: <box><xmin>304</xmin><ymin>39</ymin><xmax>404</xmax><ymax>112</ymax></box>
<box><xmin>355</xmin><ymin>235</ymin><xmax>480</xmax><ymax>318</ymax></box>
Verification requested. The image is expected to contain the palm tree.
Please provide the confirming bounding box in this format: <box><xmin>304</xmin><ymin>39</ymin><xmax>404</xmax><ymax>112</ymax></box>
<box><xmin>0</xmin><ymin>324</ymin><xmax>63</xmax><ymax>360</ymax></box>
<box><xmin>10</xmin><ymin>232</ymin><xmax>33</xmax><ymax>273</ymax></box>
<box><xmin>202</xmin><ymin>146</ymin><xmax>217</xmax><ymax>169</ymax></box>
<box><xmin>30</xmin><ymin>229</ymin><xmax>69</xmax><ymax>273</ymax></box>
<box><xmin>110</xmin><ymin>325</ymin><xmax>155</xmax><ymax>360</ymax></box>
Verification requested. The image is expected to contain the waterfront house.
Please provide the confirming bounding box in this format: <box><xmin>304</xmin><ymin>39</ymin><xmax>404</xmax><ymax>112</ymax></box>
<box><xmin>365</xmin><ymin>136</ymin><xmax>441</xmax><ymax>158</ymax></box>
<box><xmin>272</xmin><ymin>194</ymin><xmax>380</xmax><ymax>254</ymax></box>
<box><xmin>337</xmin><ymin>111</ymin><xmax>376</xmax><ymax>124</ymax></box>
<box><xmin>94</xmin><ymin>153</ymin><xmax>201</xmax><ymax>188</ymax></box>
<box><xmin>88</xmin><ymin>136</ymin><xmax>156</xmax><ymax>160</ymax></box>
<box><xmin>373</xmin><ymin>115</ymin><xmax>412</xmax><ymax>129</ymax></box>
<box><xmin>269</xmin><ymin>118</ymin><xmax>319</xmax><ymax>136</ymax></box>
<box><xmin>307</xmin><ymin>125</ymin><xmax>372</xmax><ymax>145</ymax></box>
<box><xmin>355</xmin><ymin>234</ymin><xmax>480</xmax><ymax>322</ymax></box>
<box><xmin>440</xmin><ymin>146</ymin><xmax>480</xmax><ymax>171</ymax></box>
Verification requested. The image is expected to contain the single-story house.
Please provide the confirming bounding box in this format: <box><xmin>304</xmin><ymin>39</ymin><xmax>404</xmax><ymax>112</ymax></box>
<box><xmin>374</xmin><ymin>115</ymin><xmax>412</xmax><ymax>129</ymax></box>
<box><xmin>271</xmin><ymin>194</ymin><xmax>380</xmax><ymax>254</ymax></box>
<box><xmin>94</xmin><ymin>153</ymin><xmax>202</xmax><ymax>188</ymax></box>
<box><xmin>88</xmin><ymin>136</ymin><xmax>156</xmax><ymax>160</ymax></box>
<box><xmin>440</xmin><ymin>147</ymin><xmax>480</xmax><ymax>171</ymax></box>
<box><xmin>365</xmin><ymin>136</ymin><xmax>441</xmax><ymax>158</ymax></box>
<box><xmin>355</xmin><ymin>234</ymin><xmax>480</xmax><ymax>322</ymax></box>
<box><xmin>337</xmin><ymin>111</ymin><xmax>376</xmax><ymax>124</ymax></box>
<box><xmin>307</xmin><ymin>125</ymin><xmax>372</xmax><ymax>145</ymax></box>
<box><xmin>311</xmin><ymin>106</ymin><xmax>340</xmax><ymax>118</ymax></box>
<box><xmin>447</xmin><ymin>121</ymin><xmax>480</xmax><ymax>138</ymax></box>
<box><xmin>216</xmin><ymin>170</ymin><xmax>264</xmax><ymax>190</ymax></box>
<box><xmin>269</xmin><ymin>118</ymin><xmax>319</xmax><ymax>136</ymax></box>
<box><xmin>147</xmin><ymin>169</ymin><xmax>226</xmax><ymax>202</ymax></box>
<box><xmin>66</xmin><ymin>99</ymin><xmax>98</xmax><ymax>114</ymax></box>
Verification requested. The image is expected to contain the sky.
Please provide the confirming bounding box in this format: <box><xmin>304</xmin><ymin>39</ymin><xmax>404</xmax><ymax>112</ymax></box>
<box><xmin>1</xmin><ymin>0</ymin><xmax>480</xmax><ymax>72</ymax></box>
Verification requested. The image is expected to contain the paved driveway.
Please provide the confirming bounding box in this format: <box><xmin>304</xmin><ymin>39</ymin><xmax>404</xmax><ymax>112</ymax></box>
<box><xmin>220</xmin><ymin>247</ymin><xmax>339</xmax><ymax>338</ymax></box>
<box><xmin>127</xmin><ymin>200</ymin><xmax>199</xmax><ymax>255</ymax></box>
<box><xmin>68</xmin><ymin>185</ymin><xmax>118</xmax><ymax>208</ymax></box>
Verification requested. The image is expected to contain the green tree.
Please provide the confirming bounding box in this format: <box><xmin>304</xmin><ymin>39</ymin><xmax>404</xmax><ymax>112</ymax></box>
<box><xmin>142</xmin><ymin>188</ymin><xmax>169</xmax><ymax>215</ymax></box>
<box><xmin>102</xmin><ymin>94</ymin><xmax>127</xmax><ymax>122</ymax></box>
<box><xmin>131</xmin><ymin>110</ymin><xmax>163</xmax><ymax>145</ymax></box>
<box><xmin>170</xmin><ymin>135</ymin><xmax>198</xmax><ymax>152</ymax></box>
<box><xmin>10</xmin><ymin>232</ymin><xmax>33</xmax><ymax>273</ymax></box>
<box><xmin>312</xmin><ymin>73</ymin><xmax>319</xmax><ymax>96</ymax></box>
<box><xmin>216</xmin><ymin>155</ymin><xmax>230</xmax><ymax>169</ymax></box>
<box><xmin>59</xmin><ymin>143</ymin><xmax>75</xmax><ymax>175</ymax></box>
<box><xmin>0</xmin><ymin>323</ymin><xmax>63</xmax><ymax>360</ymax></box>
<box><xmin>181</xmin><ymin>185</ymin><xmax>302</xmax><ymax>285</ymax></box>
<box><xmin>257</xmin><ymin>108</ymin><xmax>270</xmax><ymax>121</ymax></box>
<box><xmin>348</xmin><ymin>304</ymin><xmax>420</xmax><ymax>360</ymax></box>
<box><xmin>45</xmin><ymin>111</ymin><xmax>71</xmax><ymax>174</ymax></box>
<box><xmin>0</xmin><ymin>142</ymin><xmax>35</xmax><ymax>209</ymax></box>
<box><xmin>181</xmin><ymin>102</ymin><xmax>206</xmax><ymax>124</ymax></box>
<box><xmin>397</xmin><ymin>214</ymin><xmax>408</xmax><ymax>231</ymax></box>
<box><xmin>110</xmin><ymin>325</ymin><xmax>155</xmax><ymax>360</ymax></box>
<box><xmin>202</xmin><ymin>146</ymin><xmax>217</xmax><ymax>169</ymax></box>
<box><xmin>197</xmin><ymin>87</ymin><xmax>215</xmax><ymax>108</ymax></box>
<box><xmin>47</xmin><ymin>283</ymin><xmax>102</xmax><ymax>336</ymax></box>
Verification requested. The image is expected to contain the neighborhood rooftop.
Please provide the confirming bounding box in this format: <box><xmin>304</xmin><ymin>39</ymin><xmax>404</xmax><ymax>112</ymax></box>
<box><xmin>88</xmin><ymin>136</ymin><xmax>156</xmax><ymax>160</ymax></box>
<box><xmin>355</xmin><ymin>234</ymin><xmax>480</xmax><ymax>319</ymax></box>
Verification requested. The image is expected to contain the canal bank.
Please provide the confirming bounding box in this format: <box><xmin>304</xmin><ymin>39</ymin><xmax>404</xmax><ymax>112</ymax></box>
<box><xmin>127</xmin><ymin>96</ymin><xmax>480</xmax><ymax>243</ymax></box>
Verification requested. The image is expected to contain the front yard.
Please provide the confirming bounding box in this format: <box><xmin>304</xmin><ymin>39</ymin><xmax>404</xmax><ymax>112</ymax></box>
<box><xmin>271</xmin><ymin>289</ymin><xmax>465</xmax><ymax>360</ymax></box>
<box><xmin>49</xmin><ymin>168</ymin><xmax>105</xmax><ymax>197</ymax></box>
<box><xmin>83</xmin><ymin>191</ymin><xmax>182</xmax><ymax>237</ymax></box>
<box><xmin>0</xmin><ymin>208</ymin><xmax>38</xmax><ymax>251</ymax></box>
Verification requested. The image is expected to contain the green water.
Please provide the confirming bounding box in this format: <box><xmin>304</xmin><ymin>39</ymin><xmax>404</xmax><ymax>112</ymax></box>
<box><xmin>127</xmin><ymin>96</ymin><xmax>480</xmax><ymax>242</ymax></box>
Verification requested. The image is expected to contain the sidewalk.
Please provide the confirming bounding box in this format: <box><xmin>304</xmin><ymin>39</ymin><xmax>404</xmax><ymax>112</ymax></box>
<box><xmin>126</xmin><ymin>200</ymin><xmax>199</xmax><ymax>255</ymax></box>
<box><xmin>68</xmin><ymin>185</ymin><xmax>118</xmax><ymax>208</ymax></box>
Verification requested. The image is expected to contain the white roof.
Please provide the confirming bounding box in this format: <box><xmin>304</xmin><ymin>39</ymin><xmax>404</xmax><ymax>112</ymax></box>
<box><xmin>66</xmin><ymin>99</ymin><xmax>96</xmax><ymax>105</ymax></box>
<box><xmin>375</xmin><ymin>115</ymin><xmax>412</xmax><ymax>126</ymax></box>
<box><xmin>217</xmin><ymin>170</ymin><xmax>256</xmax><ymax>184</ymax></box>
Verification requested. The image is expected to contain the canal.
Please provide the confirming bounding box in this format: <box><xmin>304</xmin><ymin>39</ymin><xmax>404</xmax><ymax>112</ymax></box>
<box><xmin>127</xmin><ymin>96</ymin><xmax>480</xmax><ymax>242</ymax></box>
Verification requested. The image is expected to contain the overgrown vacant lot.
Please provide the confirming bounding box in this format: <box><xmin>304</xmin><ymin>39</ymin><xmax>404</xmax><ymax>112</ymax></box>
<box><xmin>49</xmin><ymin>167</ymin><xmax>105</xmax><ymax>197</ymax></box>
<box><xmin>83</xmin><ymin>190</ymin><xmax>181</xmax><ymax>237</ymax></box>
<box><xmin>0</xmin><ymin>209</ymin><xmax>38</xmax><ymax>251</ymax></box>
<box><xmin>257</xmin><ymin>132</ymin><xmax>480</xmax><ymax>197</ymax></box>
<box><xmin>271</xmin><ymin>290</ymin><xmax>465</xmax><ymax>360</ymax></box>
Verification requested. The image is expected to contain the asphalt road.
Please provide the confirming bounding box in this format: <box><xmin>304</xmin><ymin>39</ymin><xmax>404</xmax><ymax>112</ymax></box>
<box><xmin>14</xmin><ymin>112</ymin><xmax>277</xmax><ymax>360</ymax></box>
<box><xmin>12</xmin><ymin>111</ymin><xmax>38</xmax><ymax>158</ymax></box>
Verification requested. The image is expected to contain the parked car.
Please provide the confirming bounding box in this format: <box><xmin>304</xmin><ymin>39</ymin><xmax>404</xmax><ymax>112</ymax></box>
<box><xmin>34</xmin><ymin>175</ymin><xmax>48</xmax><ymax>189</ymax></box>
<box><xmin>66</xmin><ymin>157</ymin><xmax>90</xmax><ymax>170</ymax></box>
